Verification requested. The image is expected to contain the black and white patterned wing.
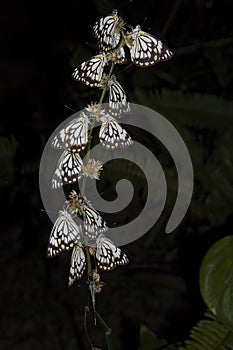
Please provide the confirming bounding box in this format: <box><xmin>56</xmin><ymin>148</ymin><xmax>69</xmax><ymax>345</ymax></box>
<box><xmin>69</xmin><ymin>244</ymin><xmax>86</xmax><ymax>286</ymax></box>
<box><xmin>47</xmin><ymin>210</ymin><xmax>81</xmax><ymax>258</ymax></box>
<box><xmin>96</xmin><ymin>234</ymin><xmax>129</xmax><ymax>270</ymax></box>
<box><xmin>93</xmin><ymin>10</ymin><xmax>123</xmax><ymax>52</ymax></box>
<box><xmin>82</xmin><ymin>203</ymin><xmax>108</xmax><ymax>233</ymax></box>
<box><xmin>72</xmin><ymin>54</ymin><xmax>107</xmax><ymax>87</ymax></box>
<box><xmin>51</xmin><ymin>112</ymin><xmax>89</xmax><ymax>150</ymax></box>
<box><xmin>52</xmin><ymin>147</ymin><xmax>83</xmax><ymax>189</ymax></box>
<box><xmin>108</xmin><ymin>75</ymin><xmax>130</xmax><ymax>116</ymax></box>
<box><xmin>115</xmin><ymin>47</ymin><xmax>127</xmax><ymax>64</ymax></box>
<box><xmin>99</xmin><ymin>115</ymin><xmax>132</xmax><ymax>149</ymax></box>
<box><xmin>130</xmin><ymin>25</ymin><xmax>173</xmax><ymax>67</ymax></box>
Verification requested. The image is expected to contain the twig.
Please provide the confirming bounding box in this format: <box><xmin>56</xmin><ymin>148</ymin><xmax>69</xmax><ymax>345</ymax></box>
<box><xmin>84</xmin><ymin>306</ymin><xmax>94</xmax><ymax>348</ymax></box>
<box><xmin>174</xmin><ymin>37</ymin><xmax>233</xmax><ymax>56</ymax></box>
<box><xmin>160</xmin><ymin>0</ymin><xmax>183</xmax><ymax>37</ymax></box>
<box><xmin>94</xmin><ymin>307</ymin><xmax>112</xmax><ymax>350</ymax></box>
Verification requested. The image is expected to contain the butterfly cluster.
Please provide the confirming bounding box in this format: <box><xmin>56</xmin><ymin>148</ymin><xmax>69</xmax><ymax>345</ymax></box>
<box><xmin>46</xmin><ymin>10</ymin><xmax>174</xmax><ymax>291</ymax></box>
<box><xmin>47</xmin><ymin>191</ymin><xmax>129</xmax><ymax>286</ymax></box>
<box><xmin>51</xmin><ymin>112</ymin><xmax>89</xmax><ymax>189</ymax></box>
<box><xmin>72</xmin><ymin>10</ymin><xmax>173</xmax><ymax>118</ymax></box>
<box><xmin>51</xmin><ymin>108</ymin><xmax>132</xmax><ymax>189</ymax></box>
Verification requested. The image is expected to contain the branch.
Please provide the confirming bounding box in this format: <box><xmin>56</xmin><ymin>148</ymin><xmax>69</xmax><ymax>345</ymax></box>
<box><xmin>174</xmin><ymin>37</ymin><xmax>233</xmax><ymax>56</ymax></box>
<box><xmin>160</xmin><ymin>0</ymin><xmax>183</xmax><ymax>37</ymax></box>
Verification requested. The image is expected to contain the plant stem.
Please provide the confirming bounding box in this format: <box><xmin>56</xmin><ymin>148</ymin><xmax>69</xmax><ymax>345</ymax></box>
<box><xmin>84</xmin><ymin>306</ymin><xmax>94</xmax><ymax>348</ymax></box>
<box><xmin>81</xmin><ymin>62</ymin><xmax>115</xmax><ymax>197</ymax></box>
<box><xmin>94</xmin><ymin>307</ymin><xmax>112</xmax><ymax>350</ymax></box>
<box><xmin>85</xmin><ymin>246</ymin><xmax>92</xmax><ymax>274</ymax></box>
<box><xmin>81</xmin><ymin>62</ymin><xmax>115</xmax><ymax>349</ymax></box>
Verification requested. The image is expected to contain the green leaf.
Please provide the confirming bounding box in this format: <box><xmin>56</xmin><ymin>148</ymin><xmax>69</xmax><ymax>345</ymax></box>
<box><xmin>200</xmin><ymin>236</ymin><xmax>233</xmax><ymax>332</ymax></box>
<box><xmin>138</xmin><ymin>325</ymin><xmax>167</xmax><ymax>350</ymax></box>
<box><xmin>179</xmin><ymin>312</ymin><xmax>233</xmax><ymax>350</ymax></box>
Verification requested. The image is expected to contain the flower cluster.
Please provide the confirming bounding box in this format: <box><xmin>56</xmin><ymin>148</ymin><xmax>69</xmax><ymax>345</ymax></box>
<box><xmin>47</xmin><ymin>10</ymin><xmax>173</xmax><ymax>295</ymax></box>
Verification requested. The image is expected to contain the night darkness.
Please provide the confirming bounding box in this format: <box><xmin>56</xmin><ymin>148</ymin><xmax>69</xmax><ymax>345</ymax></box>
<box><xmin>1</xmin><ymin>0</ymin><xmax>233</xmax><ymax>349</ymax></box>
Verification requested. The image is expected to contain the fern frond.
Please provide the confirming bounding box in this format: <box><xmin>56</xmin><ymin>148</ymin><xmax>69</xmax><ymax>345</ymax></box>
<box><xmin>179</xmin><ymin>312</ymin><xmax>233</xmax><ymax>350</ymax></box>
<box><xmin>134</xmin><ymin>88</ymin><xmax>233</xmax><ymax>129</ymax></box>
<box><xmin>0</xmin><ymin>135</ymin><xmax>18</xmax><ymax>157</ymax></box>
<box><xmin>0</xmin><ymin>136</ymin><xmax>18</xmax><ymax>185</ymax></box>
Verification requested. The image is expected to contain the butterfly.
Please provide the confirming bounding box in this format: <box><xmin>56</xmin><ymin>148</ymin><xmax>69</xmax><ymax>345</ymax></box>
<box><xmin>47</xmin><ymin>209</ymin><xmax>81</xmax><ymax>258</ymax></box>
<box><xmin>125</xmin><ymin>25</ymin><xmax>173</xmax><ymax>67</ymax></box>
<box><xmin>68</xmin><ymin>191</ymin><xmax>108</xmax><ymax>233</ymax></box>
<box><xmin>72</xmin><ymin>53</ymin><xmax>107</xmax><ymax>87</ymax></box>
<box><xmin>52</xmin><ymin>146</ymin><xmax>83</xmax><ymax>189</ymax></box>
<box><xmin>99</xmin><ymin>114</ymin><xmax>132</xmax><ymax>149</ymax></box>
<box><xmin>51</xmin><ymin>112</ymin><xmax>89</xmax><ymax>151</ymax></box>
<box><xmin>95</xmin><ymin>234</ymin><xmax>129</xmax><ymax>271</ymax></box>
<box><xmin>93</xmin><ymin>10</ymin><xmax>124</xmax><ymax>52</ymax></box>
<box><xmin>108</xmin><ymin>75</ymin><xmax>130</xmax><ymax>116</ymax></box>
<box><xmin>68</xmin><ymin>244</ymin><xmax>86</xmax><ymax>286</ymax></box>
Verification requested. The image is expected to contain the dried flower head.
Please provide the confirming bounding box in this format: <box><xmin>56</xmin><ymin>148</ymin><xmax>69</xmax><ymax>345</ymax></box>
<box><xmin>89</xmin><ymin>268</ymin><xmax>100</xmax><ymax>283</ymax></box>
<box><xmin>67</xmin><ymin>190</ymin><xmax>83</xmax><ymax>214</ymax></box>
<box><xmin>85</xmin><ymin>101</ymin><xmax>105</xmax><ymax>121</ymax></box>
<box><xmin>82</xmin><ymin>158</ymin><xmax>103</xmax><ymax>180</ymax></box>
<box><xmin>95</xmin><ymin>281</ymin><xmax>106</xmax><ymax>294</ymax></box>
<box><xmin>89</xmin><ymin>246</ymin><xmax>96</xmax><ymax>256</ymax></box>
<box><xmin>107</xmin><ymin>48</ymin><xmax>127</xmax><ymax>65</ymax></box>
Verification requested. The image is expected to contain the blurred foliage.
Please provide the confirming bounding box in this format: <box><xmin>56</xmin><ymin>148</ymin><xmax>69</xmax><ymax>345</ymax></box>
<box><xmin>179</xmin><ymin>313</ymin><xmax>233</xmax><ymax>350</ymax></box>
<box><xmin>138</xmin><ymin>237</ymin><xmax>233</xmax><ymax>350</ymax></box>
<box><xmin>138</xmin><ymin>325</ymin><xmax>167</xmax><ymax>350</ymax></box>
<box><xmin>200</xmin><ymin>236</ymin><xmax>233</xmax><ymax>332</ymax></box>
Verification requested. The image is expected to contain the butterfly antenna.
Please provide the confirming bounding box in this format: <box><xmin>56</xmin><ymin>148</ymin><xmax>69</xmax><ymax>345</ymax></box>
<box><xmin>41</xmin><ymin>208</ymin><xmax>57</xmax><ymax>214</ymax></box>
<box><xmin>85</xmin><ymin>41</ymin><xmax>98</xmax><ymax>50</ymax></box>
<box><xmin>64</xmin><ymin>105</ymin><xmax>77</xmax><ymax>113</ymax></box>
<box><xmin>117</xmin><ymin>63</ymin><xmax>133</xmax><ymax>75</ymax></box>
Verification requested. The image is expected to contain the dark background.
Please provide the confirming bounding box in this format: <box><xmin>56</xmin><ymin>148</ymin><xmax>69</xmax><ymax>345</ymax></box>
<box><xmin>1</xmin><ymin>0</ymin><xmax>233</xmax><ymax>349</ymax></box>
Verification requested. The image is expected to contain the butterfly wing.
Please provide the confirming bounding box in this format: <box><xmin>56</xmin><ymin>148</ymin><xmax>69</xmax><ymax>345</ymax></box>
<box><xmin>72</xmin><ymin>54</ymin><xmax>107</xmax><ymax>87</ymax></box>
<box><xmin>108</xmin><ymin>75</ymin><xmax>130</xmax><ymax>116</ymax></box>
<box><xmin>52</xmin><ymin>147</ymin><xmax>83</xmax><ymax>189</ymax></box>
<box><xmin>130</xmin><ymin>26</ymin><xmax>173</xmax><ymax>67</ymax></box>
<box><xmin>51</xmin><ymin>113</ymin><xmax>89</xmax><ymax>150</ymax></box>
<box><xmin>82</xmin><ymin>204</ymin><xmax>108</xmax><ymax>233</ymax></box>
<box><xmin>99</xmin><ymin>115</ymin><xmax>132</xmax><ymax>149</ymax></box>
<box><xmin>115</xmin><ymin>47</ymin><xmax>127</xmax><ymax>64</ymax></box>
<box><xmin>47</xmin><ymin>210</ymin><xmax>81</xmax><ymax>258</ymax></box>
<box><xmin>93</xmin><ymin>10</ymin><xmax>122</xmax><ymax>52</ymax></box>
<box><xmin>69</xmin><ymin>244</ymin><xmax>86</xmax><ymax>285</ymax></box>
<box><xmin>96</xmin><ymin>234</ymin><xmax>129</xmax><ymax>270</ymax></box>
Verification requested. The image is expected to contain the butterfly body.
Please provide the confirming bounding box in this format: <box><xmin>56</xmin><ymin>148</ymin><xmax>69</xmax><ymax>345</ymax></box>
<box><xmin>108</xmin><ymin>75</ymin><xmax>130</xmax><ymax>116</ymax></box>
<box><xmin>95</xmin><ymin>234</ymin><xmax>129</xmax><ymax>271</ymax></box>
<box><xmin>52</xmin><ymin>112</ymin><xmax>89</xmax><ymax>151</ymax></box>
<box><xmin>69</xmin><ymin>244</ymin><xmax>86</xmax><ymax>285</ymax></box>
<box><xmin>126</xmin><ymin>25</ymin><xmax>173</xmax><ymax>67</ymax></box>
<box><xmin>93</xmin><ymin>10</ymin><xmax>124</xmax><ymax>52</ymax></box>
<box><xmin>47</xmin><ymin>210</ymin><xmax>81</xmax><ymax>258</ymax></box>
<box><xmin>99</xmin><ymin>114</ymin><xmax>132</xmax><ymax>149</ymax></box>
<box><xmin>68</xmin><ymin>191</ymin><xmax>108</xmax><ymax>233</ymax></box>
<box><xmin>72</xmin><ymin>53</ymin><xmax>107</xmax><ymax>87</ymax></box>
<box><xmin>52</xmin><ymin>146</ymin><xmax>83</xmax><ymax>189</ymax></box>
